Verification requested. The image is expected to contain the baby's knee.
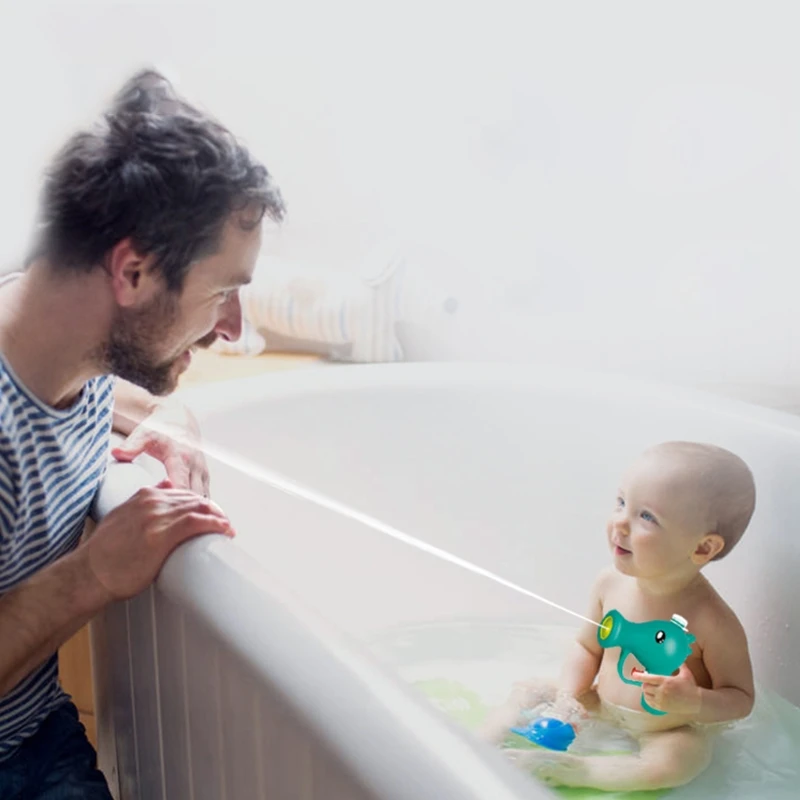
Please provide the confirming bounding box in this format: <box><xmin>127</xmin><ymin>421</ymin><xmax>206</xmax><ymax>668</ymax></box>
<box><xmin>642</xmin><ymin>733</ymin><xmax>713</xmax><ymax>789</ymax></box>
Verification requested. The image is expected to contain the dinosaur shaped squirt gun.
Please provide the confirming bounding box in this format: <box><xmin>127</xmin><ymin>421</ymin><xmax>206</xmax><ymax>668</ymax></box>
<box><xmin>597</xmin><ymin>609</ymin><xmax>696</xmax><ymax>716</ymax></box>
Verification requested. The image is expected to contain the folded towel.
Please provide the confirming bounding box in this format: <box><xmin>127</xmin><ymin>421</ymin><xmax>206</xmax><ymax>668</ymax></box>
<box><xmin>213</xmin><ymin>250</ymin><xmax>408</xmax><ymax>362</ymax></box>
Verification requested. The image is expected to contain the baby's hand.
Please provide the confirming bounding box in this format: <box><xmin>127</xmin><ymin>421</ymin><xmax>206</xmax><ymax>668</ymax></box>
<box><xmin>552</xmin><ymin>690</ymin><xmax>589</xmax><ymax>725</ymax></box>
<box><xmin>638</xmin><ymin>664</ymin><xmax>701</xmax><ymax>716</ymax></box>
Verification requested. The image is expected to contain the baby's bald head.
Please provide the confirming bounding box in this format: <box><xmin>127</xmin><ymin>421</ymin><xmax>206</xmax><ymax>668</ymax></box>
<box><xmin>635</xmin><ymin>442</ymin><xmax>756</xmax><ymax>560</ymax></box>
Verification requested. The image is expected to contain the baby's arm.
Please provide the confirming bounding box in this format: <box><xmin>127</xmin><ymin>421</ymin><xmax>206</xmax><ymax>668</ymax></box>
<box><xmin>558</xmin><ymin>569</ymin><xmax>608</xmax><ymax>699</ymax></box>
<box><xmin>693</xmin><ymin>608</ymin><xmax>755</xmax><ymax>724</ymax></box>
<box><xmin>478</xmin><ymin>571</ymin><xmax>608</xmax><ymax>743</ymax></box>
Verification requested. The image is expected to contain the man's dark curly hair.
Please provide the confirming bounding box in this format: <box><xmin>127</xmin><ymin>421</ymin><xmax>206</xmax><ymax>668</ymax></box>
<box><xmin>28</xmin><ymin>69</ymin><xmax>285</xmax><ymax>291</ymax></box>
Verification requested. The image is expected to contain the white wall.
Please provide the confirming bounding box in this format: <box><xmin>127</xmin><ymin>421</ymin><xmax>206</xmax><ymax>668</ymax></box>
<box><xmin>2</xmin><ymin>1</ymin><xmax>798</xmax><ymax>386</ymax></box>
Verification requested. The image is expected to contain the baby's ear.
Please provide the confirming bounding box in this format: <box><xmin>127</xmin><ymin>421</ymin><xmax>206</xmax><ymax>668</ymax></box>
<box><xmin>691</xmin><ymin>533</ymin><xmax>725</xmax><ymax>564</ymax></box>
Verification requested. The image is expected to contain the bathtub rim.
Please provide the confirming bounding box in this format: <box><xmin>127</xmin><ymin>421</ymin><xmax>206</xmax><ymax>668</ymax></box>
<box><xmin>175</xmin><ymin>361</ymin><xmax>800</xmax><ymax>438</ymax></box>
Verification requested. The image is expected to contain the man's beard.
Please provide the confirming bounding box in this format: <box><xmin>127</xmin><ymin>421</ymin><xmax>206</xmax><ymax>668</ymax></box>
<box><xmin>100</xmin><ymin>293</ymin><xmax>215</xmax><ymax>396</ymax></box>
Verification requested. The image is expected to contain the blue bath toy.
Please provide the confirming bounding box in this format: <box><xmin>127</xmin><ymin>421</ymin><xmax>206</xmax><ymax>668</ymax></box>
<box><xmin>598</xmin><ymin>609</ymin><xmax>696</xmax><ymax>716</ymax></box>
<box><xmin>511</xmin><ymin>717</ymin><xmax>576</xmax><ymax>751</ymax></box>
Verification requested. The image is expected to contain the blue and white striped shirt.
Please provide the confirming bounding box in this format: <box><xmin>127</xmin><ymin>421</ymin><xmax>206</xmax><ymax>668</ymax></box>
<box><xmin>0</xmin><ymin>348</ymin><xmax>115</xmax><ymax>760</ymax></box>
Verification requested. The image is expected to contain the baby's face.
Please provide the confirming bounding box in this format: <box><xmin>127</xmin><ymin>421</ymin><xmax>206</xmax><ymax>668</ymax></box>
<box><xmin>606</xmin><ymin>452</ymin><xmax>712</xmax><ymax>580</ymax></box>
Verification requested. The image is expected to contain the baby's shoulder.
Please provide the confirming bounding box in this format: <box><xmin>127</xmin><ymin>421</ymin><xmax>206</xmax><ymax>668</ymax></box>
<box><xmin>687</xmin><ymin>582</ymin><xmax>746</xmax><ymax>644</ymax></box>
<box><xmin>592</xmin><ymin>566</ymin><xmax>621</xmax><ymax>599</ymax></box>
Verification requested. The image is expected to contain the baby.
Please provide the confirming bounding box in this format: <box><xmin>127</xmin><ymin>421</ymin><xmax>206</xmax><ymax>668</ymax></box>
<box><xmin>480</xmin><ymin>441</ymin><xmax>757</xmax><ymax>792</ymax></box>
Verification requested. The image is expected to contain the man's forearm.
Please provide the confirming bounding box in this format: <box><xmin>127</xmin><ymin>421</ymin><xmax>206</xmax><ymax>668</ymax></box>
<box><xmin>0</xmin><ymin>547</ymin><xmax>110</xmax><ymax>697</ymax></box>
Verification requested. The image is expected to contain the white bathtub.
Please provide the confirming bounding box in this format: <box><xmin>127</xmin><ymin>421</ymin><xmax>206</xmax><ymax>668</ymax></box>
<box><xmin>90</xmin><ymin>362</ymin><xmax>800</xmax><ymax>799</ymax></box>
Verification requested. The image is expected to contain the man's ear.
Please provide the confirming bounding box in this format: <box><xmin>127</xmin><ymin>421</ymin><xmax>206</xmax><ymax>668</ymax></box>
<box><xmin>105</xmin><ymin>239</ymin><xmax>160</xmax><ymax>308</ymax></box>
<box><xmin>691</xmin><ymin>533</ymin><xmax>725</xmax><ymax>565</ymax></box>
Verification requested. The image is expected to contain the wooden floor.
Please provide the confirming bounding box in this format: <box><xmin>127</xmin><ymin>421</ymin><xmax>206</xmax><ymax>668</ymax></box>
<box><xmin>58</xmin><ymin>350</ymin><xmax>322</xmax><ymax>746</ymax></box>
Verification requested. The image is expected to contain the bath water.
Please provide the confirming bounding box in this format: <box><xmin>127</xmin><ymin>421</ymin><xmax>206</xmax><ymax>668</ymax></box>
<box><xmin>368</xmin><ymin>621</ymin><xmax>800</xmax><ymax>799</ymax></box>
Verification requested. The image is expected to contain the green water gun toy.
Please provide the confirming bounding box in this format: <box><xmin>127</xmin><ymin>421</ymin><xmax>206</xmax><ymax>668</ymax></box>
<box><xmin>597</xmin><ymin>609</ymin><xmax>696</xmax><ymax>716</ymax></box>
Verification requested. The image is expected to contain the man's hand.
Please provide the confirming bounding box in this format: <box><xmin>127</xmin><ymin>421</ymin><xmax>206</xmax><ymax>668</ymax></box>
<box><xmin>638</xmin><ymin>664</ymin><xmax>702</xmax><ymax>716</ymax></box>
<box><xmin>112</xmin><ymin>400</ymin><xmax>210</xmax><ymax>495</ymax></box>
<box><xmin>83</xmin><ymin>479</ymin><xmax>234</xmax><ymax>602</ymax></box>
<box><xmin>0</xmin><ymin>478</ymin><xmax>234</xmax><ymax>698</ymax></box>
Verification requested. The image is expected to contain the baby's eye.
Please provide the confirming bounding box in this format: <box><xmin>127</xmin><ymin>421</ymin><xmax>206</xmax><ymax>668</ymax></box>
<box><xmin>640</xmin><ymin>510</ymin><xmax>657</xmax><ymax>524</ymax></box>
<box><xmin>616</xmin><ymin>496</ymin><xmax>625</xmax><ymax>509</ymax></box>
